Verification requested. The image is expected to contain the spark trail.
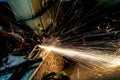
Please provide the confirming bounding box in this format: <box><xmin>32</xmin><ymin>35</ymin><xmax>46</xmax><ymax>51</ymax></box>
<box><xmin>38</xmin><ymin>45</ymin><xmax>120</xmax><ymax>68</ymax></box>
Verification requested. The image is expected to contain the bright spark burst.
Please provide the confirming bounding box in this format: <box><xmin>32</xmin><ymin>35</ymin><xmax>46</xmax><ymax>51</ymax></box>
<box><xmin>38</xmin><ymin>45</ymin><xmax>120</xmax><ymax>68</ymax></box>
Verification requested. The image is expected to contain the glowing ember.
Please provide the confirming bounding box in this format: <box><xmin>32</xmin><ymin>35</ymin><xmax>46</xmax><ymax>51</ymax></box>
<box><xmin>38</xmin><ymin>45</ymin><xmax>120</xmax><ymax>68</ymax></box>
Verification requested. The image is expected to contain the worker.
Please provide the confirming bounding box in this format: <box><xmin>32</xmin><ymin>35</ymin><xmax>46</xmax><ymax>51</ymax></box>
<box><xmin>0</xmin><ymin>31</ymin><xmax>24</xmax><ymax>65</ymax></box>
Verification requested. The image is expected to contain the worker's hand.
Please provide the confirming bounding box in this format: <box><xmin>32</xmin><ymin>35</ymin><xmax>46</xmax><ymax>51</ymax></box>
<box><xmin>7</xmin><ymin>32</ymin><xmax>25</xmax><ymax>48</ymax></box>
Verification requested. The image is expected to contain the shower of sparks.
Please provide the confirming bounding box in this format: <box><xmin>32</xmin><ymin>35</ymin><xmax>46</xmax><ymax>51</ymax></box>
<box><xmin>38</xmin><ymin>45</ymin><xmax>120</xmax><ymax>68</ymax></box>
<box><xmin>36</xmin><ymin>1</ymin><xmax>120</xmax><ymax>79</ymax></box>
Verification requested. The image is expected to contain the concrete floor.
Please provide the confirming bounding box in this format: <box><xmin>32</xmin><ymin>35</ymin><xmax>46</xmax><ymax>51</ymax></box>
<box><xmin>64</xmin><ymin>62</ymin><xmax>120</xmax><ymax>80</ymax></box>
